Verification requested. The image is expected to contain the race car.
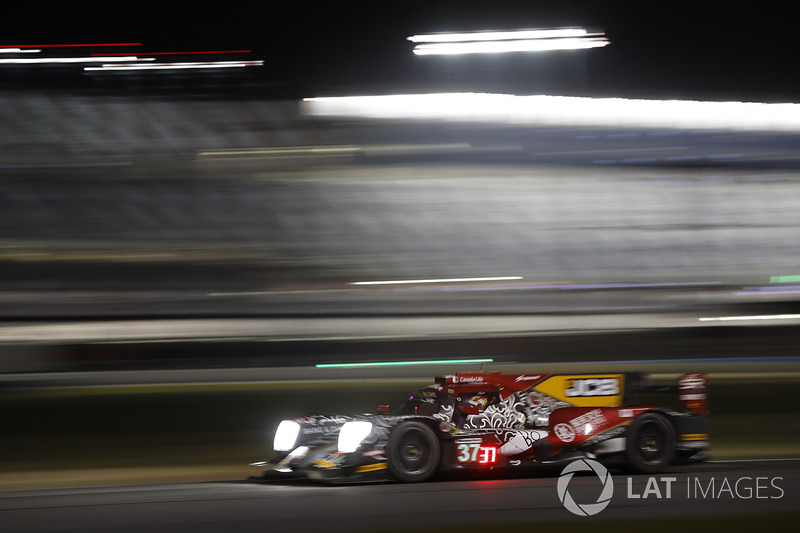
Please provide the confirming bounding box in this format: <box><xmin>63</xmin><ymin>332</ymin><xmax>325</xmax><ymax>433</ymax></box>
<box><xmin>251</xmin><ymin>371</ymin><xmax>709</xmax><ymax>483</ymax></box>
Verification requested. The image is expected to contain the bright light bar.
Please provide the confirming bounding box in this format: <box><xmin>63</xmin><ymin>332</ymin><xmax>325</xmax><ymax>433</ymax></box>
<box><xmin>6</xmin><ymin>43</ymin><xmax>141</xmax><ymax>48</ymax></box>
<box><xmin>350</xmin><ymin>276</ymin><xmax>523</xmax><ymax>286</ymax></box>
<box><xmin>198</xmin><ymin>146</ymin><xmax>359</xmax><ymax>157</ymax></box>
<box><xmin>316</xmin><ymin>358</ymin><xmax>494</xmax><ymax>368</ymax></box>
<box><xmin>0</xmin><ymin>56</ymin><xmax>142</xmax><ymax>64</ymax></box>
<box><xmin>700</xmin><ymin>314</ymin><xmax>800</xmax><ymax>322</ymax></box>
<box><xmin>0</xmin><ymin>48</ymin><xmax>40</xmax><ymax>54</ymax></box>
<box><xmin>413</xmin><ymin>37</ymin><xmax>609</xmax><ymax>55</ymax></box>
<box><xmin>771</xmin><ymin>275</ymin><xmax>800</xmax><ymax>283</ymax></box>
<box><xmin>408</xmin><ymin>29</ymin><xmax>588</xmax><ymax>43</ymax></box>
<box><xmin>85</xmin><ymin>60</ymin><xmax>263</xmax><ymax>71</ymax></box>
<box><xmin>302</xmin><ymin>93</ymin><xmax>800</xmax><ymax>132</ymax></box>
<box><xmin>408</xmin><ymin>28</ymin><xmax>608</xmax><ymax>55</ymax></box>
<box><xmin>14</xmin><ymin>43</ymin><xmax>142</xmax><ymax>48</ymax></box>
<box><xmin>92</xmin><ymin>50</ymin><xmax>253</xmax><ymax>57</ymax></box>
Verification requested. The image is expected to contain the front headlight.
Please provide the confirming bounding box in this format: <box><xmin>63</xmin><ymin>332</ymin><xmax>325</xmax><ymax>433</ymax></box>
<box><xmin>338</xmin><ymin>421</ymin><xmax>373</xmax><ymax>453</ymax></box>
<box><xmin>273</xmin><ymin>420</ymin><xmax>301</xmax><ymax>452</ymax></box>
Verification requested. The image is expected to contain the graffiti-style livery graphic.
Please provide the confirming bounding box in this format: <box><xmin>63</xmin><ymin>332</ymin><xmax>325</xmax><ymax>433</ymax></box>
<box><xmin>252</xmin><ymin>371</ymin><xmax>710</xmax><ymax>483</ymax></box>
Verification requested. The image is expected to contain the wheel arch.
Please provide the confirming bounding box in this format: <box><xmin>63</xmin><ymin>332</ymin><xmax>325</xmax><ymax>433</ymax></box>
<box><xmin>624</xmin><ymin>409</ymin><xmax>679</xmax><ymax>474</ymax></box>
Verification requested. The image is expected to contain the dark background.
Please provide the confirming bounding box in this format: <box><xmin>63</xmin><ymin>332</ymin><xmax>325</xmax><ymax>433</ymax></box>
<box><xmin>2</xmin><ymin>2</ymin><xmax>797</xmax><ymax>101</ymax></box>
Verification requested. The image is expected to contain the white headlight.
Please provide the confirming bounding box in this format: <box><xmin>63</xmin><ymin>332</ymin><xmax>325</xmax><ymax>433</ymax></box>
<box><xmin>273</xmin><ymin>420</ymin><xmax>301</xmax><ymax>452</ymax></box>
<box><xmin>338</xmin><ymin>421</ymin><xmax>373</xmax><ymax>453</ymax></box>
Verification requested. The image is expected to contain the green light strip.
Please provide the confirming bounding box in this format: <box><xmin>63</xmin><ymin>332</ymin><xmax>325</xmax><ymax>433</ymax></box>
<box><xmin>316</xmin><ymin>358</ymin><xmax>494</xmax><ymax>369</ymax></box>
<box><xmin>771</xmin><ymin>275</ymin><xmax>800</xmax><ymax>283</ymax></box>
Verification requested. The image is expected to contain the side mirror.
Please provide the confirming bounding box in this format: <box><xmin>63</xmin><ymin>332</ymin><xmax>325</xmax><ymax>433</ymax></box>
<box><xmin>377</xmin><ymin>405</ymin><xmax>390</xmax><ymax>414</ymax></box>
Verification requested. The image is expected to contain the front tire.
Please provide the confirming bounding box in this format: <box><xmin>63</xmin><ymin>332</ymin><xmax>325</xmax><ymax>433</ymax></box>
<box><xmin>625</xmin><ymin>412</ymin><xmax>676</xmax><ymax>473</ymax></box>
<box><xmin>386</xmin><ymin>421</ymin><xmax>440</xmax><ymax>482</ymax></box>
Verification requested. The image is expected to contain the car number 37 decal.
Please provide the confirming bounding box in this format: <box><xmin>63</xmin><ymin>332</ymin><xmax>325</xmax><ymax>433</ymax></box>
<box><xmin>456</xmin><ymin>439</ymin><xmax>497</xmax><ymax>464</ymax></box>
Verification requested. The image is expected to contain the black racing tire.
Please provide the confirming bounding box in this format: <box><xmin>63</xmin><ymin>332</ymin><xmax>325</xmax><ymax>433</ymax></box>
<box><xmin>386</xmin><ymin>421</ymin><xmax>441</xmax><ymax>483</ymax></box>
<box><xmin>625</xmin><ymin>412</ymin><xmax>676</xmax><ymax>474</ymax></box>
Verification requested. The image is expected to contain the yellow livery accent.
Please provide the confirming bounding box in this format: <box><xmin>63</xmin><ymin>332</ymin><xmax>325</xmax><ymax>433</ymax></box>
<box><xmin>355</xmin><ymin>462</ymin><xmax>388</xmax><ymax>473</ymax></box>
<box><xmin>680</xmin><ymin>433</ymin><xmax>709</xmax><ymax>441</ymax></box>
<box><xmin>533</xmin><ymin>374</ymin><xmax>625</xmax><ymax>407</ymax></box>
<box><xmin>313</xmin><ymin>460</ymin><xmax>336</xmax><ymax>468</ymax></box>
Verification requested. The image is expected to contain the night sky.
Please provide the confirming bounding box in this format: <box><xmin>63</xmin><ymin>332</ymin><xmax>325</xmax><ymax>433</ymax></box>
<box><xmin>3</xmin><ymin>2</ymin><xmax>797</xmax><ymax>101</ymax></box>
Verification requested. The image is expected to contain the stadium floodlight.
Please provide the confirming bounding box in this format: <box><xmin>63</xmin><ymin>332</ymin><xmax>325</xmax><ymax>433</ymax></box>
<box><xmin>408</xmin><ymin>29</ymin><xmax>589</xmax><ymax>43</ymax></box>
<box><xmin>407</xmin><ymin>28</ymin><xmax>609</xmax><ymax>55</ymax></box>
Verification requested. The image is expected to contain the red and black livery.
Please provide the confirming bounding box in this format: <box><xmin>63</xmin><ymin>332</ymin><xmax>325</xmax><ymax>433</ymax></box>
<box><xmin>253</xmin><ymin>371</ymin><xmax>710</xmax><ymax>483</ymax></box>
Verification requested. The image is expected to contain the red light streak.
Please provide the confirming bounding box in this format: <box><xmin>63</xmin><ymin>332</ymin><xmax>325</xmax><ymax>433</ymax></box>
<box><xmin>92</xmin><ymin>50</ymin><xmax>252</xmax><ymax>57</ymax></box>
<box><xmin>5</xmin><ymin>43</ymin><xmax>142</xmax><ymax>48</ymax></box>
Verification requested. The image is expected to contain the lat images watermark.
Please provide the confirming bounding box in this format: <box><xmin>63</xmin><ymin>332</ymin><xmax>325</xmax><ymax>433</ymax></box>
<box><xmin>557</xmin><ymin>459</ymin><xmax>614</xmax><ymax>516</ymax></box>
<box><xmin>558</xmin><ymin>459</ymin><xmax>785</xmax><ymax>516</ymax></box>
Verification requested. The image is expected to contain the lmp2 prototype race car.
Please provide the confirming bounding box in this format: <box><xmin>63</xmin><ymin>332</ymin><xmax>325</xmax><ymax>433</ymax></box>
<box><xmin>252</xmin><ymin>371</ymin><xmax>709</xmax><ymax>483</ymax></box>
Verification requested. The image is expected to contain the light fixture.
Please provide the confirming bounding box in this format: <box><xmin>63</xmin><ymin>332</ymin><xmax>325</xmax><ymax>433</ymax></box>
<box><xmin>408</xmin><ymin>28</ymin><xmax>609</xmax><ymax>55</ymax></box>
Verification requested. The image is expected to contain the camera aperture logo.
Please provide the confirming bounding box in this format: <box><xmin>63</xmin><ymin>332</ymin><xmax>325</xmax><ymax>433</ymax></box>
<box><xmin>557</xmin><ymin>459</ymin><xmax>614</xmax><ymax>516</ymax></box>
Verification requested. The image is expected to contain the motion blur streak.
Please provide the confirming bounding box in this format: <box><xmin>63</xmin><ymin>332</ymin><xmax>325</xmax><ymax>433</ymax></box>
<box><xmin>302</xmin><ymin>93</ymin><xmax>800</xmax><ymax>131</ymax></box>
<box><xmin>408</xmin><ymin>29</ymin><xmax>590</xmax><ymax>42</ymax></box>
<box><xmin>91</xmin><ymin>50</ymin><xmax>253</xmax><ymax>56</ymax></box>
<box><xmin>408</xmin><ymin>28</ymin><xmax>609</xmax><ymax>54</ymax></box>
<box><xmin>0</xmin><ymin>56</ymin><xmax>143</xmax><ymax>64</ymax></box>
<box><xmin>84</xmin><ymin>60</ymin><xmax>264</xmax><ymax>71</ymax></box>
<box><xmin>699</xmin><ymin>314</ymin><xmax>800</xmax><ymax>322</ymax></box>
<box><xmin>197</xmin><ymin>146</ymin><xmax>359</xmax><ymax>157</ymax></box>
<box><xmin>4</xmin><ymin>43</ymin><xmax>141</xmax><ymax>48</ymax></box>
<box><xmin>350</xmin><ymin>276</ymin><xmax>523</xmax><ymax>286</ymax></box>
<box><xmin>412</xmin><ymin>38</ymin><xmax>609</xmax><ymax>55</ymax></box>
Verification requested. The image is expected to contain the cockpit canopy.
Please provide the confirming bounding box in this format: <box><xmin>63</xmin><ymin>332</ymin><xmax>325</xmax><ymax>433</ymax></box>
<box><xmin>389</xmin><ymin>386</ymin><xmax>502</xmax><ymax>417</ymax></box>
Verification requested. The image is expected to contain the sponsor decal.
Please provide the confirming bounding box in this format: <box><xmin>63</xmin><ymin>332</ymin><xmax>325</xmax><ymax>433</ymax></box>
<box><xmin>679</xmin><ymin>373</ymin><xmax>706</xmax><ymax>390</ymax></box>
<box><xmin>533</xmin><ymin>374</ymin><xmax>625</xmax><ymax>407</ymax></box>
<box><xmin>499</xmin><ymin>429</ymin><xmax>548</xmax><ymax>456</ymax></box>
<box><xmin>515</xmin><ymin>374</ymin><xmax>542</xmax><ymax>382</ymax></box>
<box><xmin>299</xmin><ymin>415</ymin><xmax>348</xmax><ymax>426</ymax></box>
<box><xmin>569</xmin><ymin>408</ymin><xmax>607</xmax><ymax>432</ymax></box>
<box><xmin>680</xmin><ymin>393</ymin><xmax>707</xmax><ymax>401</ymax></box>
<box><xmin>558</xmin><ymin>459</ymin><xmax>614</xmax><ymax>516</ymax></box>
<box><xmin>566</xmin><ymin>378</ymin><xmax>620</xmax><ymax>397</ymax></box>
<box><xmin>302</xmin><ymin>425</ymin><xmax>340</xmax><ymax>435</ymax></box>
<box><xmin>554</xmin><ymin>423</ymin><xmax>576</xmax><ymax>442</ymax></box>
<box><xmin>678</xmin><ymin>373</ymin><xmax>708</xmax><ymax>413</ymax></box>
<box><xmin>455</xmin><ymin>375</ymin><xmax>486</xmax><ymax>383</ymax></box>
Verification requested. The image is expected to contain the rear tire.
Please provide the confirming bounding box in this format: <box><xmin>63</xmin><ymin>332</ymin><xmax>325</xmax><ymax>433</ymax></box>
<box><xmin>625</xmin><ymin>412</ymin><xmax>676</xmax><ymax>473</ymax></box>
<box><xmin>386</xmin><ymin>421</ymin><xmax>440</xmax><ymax>482</ymax></box>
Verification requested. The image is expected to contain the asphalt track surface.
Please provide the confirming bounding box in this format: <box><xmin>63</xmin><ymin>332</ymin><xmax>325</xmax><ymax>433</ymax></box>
<box><xmin>1</xmin><ymin>460</ymin><xmax>798</xmax><ymax>533</ymax></box>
